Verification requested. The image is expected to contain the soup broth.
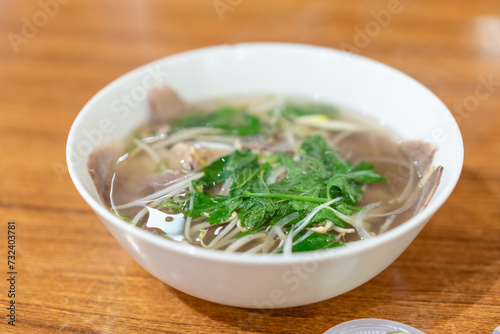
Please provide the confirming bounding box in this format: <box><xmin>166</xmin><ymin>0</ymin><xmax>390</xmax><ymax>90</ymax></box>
<box><xmin>88</xmin><ymin>88</ymin><xmax>442</xmax><ymax>254</ymax></box>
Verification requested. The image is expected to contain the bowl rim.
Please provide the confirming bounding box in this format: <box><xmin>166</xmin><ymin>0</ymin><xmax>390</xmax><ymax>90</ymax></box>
<box><xmin>66</xmin><ymin>42</ymin><xmax>464</xmax><ymax>265</ymax></box>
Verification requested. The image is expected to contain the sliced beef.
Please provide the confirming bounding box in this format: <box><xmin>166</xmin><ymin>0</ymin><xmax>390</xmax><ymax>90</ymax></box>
<box><xmin>150</xmin><ymin>86</ymin><xmax>192</xmax><ymax>124</ymax></box>
<box><xmin>168</xmin><ymin>142</ymin><xmax>230</xmax><ymax>172</ymax></box>
<box><xmin>415</xmin><ymin>166</ymin><xmax>444</xmax><ymax>214</ymax></box>
<box><xmin>400</xmin><ymin>140</ymin><xmax>437</xmax><ymax>177</ymax></box>
<box><xmin>87</xmin><ymin>143</ymin><xmax>124</xmax><ymax>207</ymax></box>
<box><xmin>144</xmin><ymin>170</ymin><xmax>183</xmax><ymax>193</ymax></box>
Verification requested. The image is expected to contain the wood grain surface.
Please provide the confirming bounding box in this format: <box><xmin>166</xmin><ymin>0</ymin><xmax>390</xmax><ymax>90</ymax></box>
<box><xmin>1</xmin><ymin>0</ymin><xmax>499</xmax><ymax>333</ymax></box>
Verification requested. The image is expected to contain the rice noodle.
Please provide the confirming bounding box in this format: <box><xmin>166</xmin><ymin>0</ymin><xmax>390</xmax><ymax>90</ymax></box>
<box><xmin>132</xmin><ymin>192</ymin><xmax>188</xmax><ymax>225</ymax></box>
<box><xmin>292</xmin><ymin>229</ymin><xmax>314</xmax><ymax>246</ymax></box>
<box><xmin>152</xmin><ymin>128</ymin><xmax>223</xmax><ymax>149</ymax></box>
<box><xmin>147</xmin><ymin>187</ymin><xmax>187</xmax><ymax>209</ymax></box>
<box><xmin>353</xmin><ymin>202</ymin><xmax>381</xmax><ymax>239</ymax></box>
<box><xmin>192</xmin><ymin>135</ymin><xmax>238</xmax><ymax>145</ymax></box>
<box><xmin>247</xmin><ymin>95</ymin><xmax>286</xmax><ymax>115</ymax></box>
<box><xmin>282</xmin><ymin>198</ymin><xmax>342</xmax><ymax>256</ymax></box>
<box><xmin>311</xmin><ymin>220</ymin><xmax>333</xmax><ymax>234</ymax></box>
<box><xmin>210</xmin><ymin>228</ymin><xmax>242</xmax><ymax>249</ymax></box>
<box><xmin>189</xmin><ymin>221</ymin><xmax>213</xmax><ymax>235</ymax></box>
<box><xmin>275</xmin><ymin>212</ymin><xmax>300</xmax><ymax>228</ymax></box>
<box><xmin>201</xmin><ymin>217</ymin><xmax>239</xmax><ymax>249</ymax></box>
<box><xmin>219</xmin><ymin>175</ymin><xmax>234</xmax><ymax>196</ymax></box>
<box><xmin>296</xmin><ymin>116</ymin><xmax>364</xmax><ymax>132</ymax></box>
<box><xmin>236</xmin><ymin>218</ymin><xmax>246</xmax><ymax>232</ymax></box>
<box><xmin>224</xmin><ymin>232</ymin><xmax>267</xmax><ymax>253</ymax></box>
<box><xmin>244</xmin><ymin>243</ymin><xmax>265</xmax><ymax>254</ymax></box>
<box><xmin>132</xmin><ymin>207</ymin><xmax>148</xmax><ymax>225</ymax></box>
<box><xmin>262</xmin><ymin>230</ymin><xmax>277</xmax><ymax>253</ymax></box>
<box><xmin>397</xmin><ymin>163</ymin><xmax>415</xmax><ymax>203</ymax></box>
<box><xmin>275</xmin><ymin>227</ymin><xmax>287</xmax><ymax>240</ymax></box>
<box><xmin>262</xmin><ymin>212</ymin><xmax>300</xmax><ymax>252</ymax></box>
<box><xmin>366</xmin><ymin>156</ymin><xmax>416</xmax><ymax>203</ymax></box>
<box><xmin>131</xmin><ymin>138</ymin><xmax>161</xmax><ymax>163</ymax></box>
<box><xmin>113</xmin><ymin>173</ymin><xmax>204</xmax><ymax>210</ymax></box>
<box><xmin>329</xmin><ymin>131</ymin><xmax>355</xmax><ymax>149</ymax></box>
<box><xmin>322</xmin><ymin>206</ymin><xmax>356</xmax><ymax>226</ymax></box>
<box><xmin>192</xmin><ymin>141</ymin><xmax>234</xmax><ymax>151</ymax></box>
<box><xmin>379</xmin><ymin>215</ymin><xmax>396</xmax><ymax>234</ymax></box>
<box><xmin>329</xmin><ymin>223</ymin><xmax>356</xmax><ymax>234</ymax></box>
<box><xmin>270</xmin><ymin>240</ymin><xmax>285</xmax><ymax>254</ymax></box>
<box><xmin>183</xmin><ymin>186</ymin><xmax>195</xmax><ymax>243</ymax></box>
<box><xmin>370</xmin><ymin>193</ymin><xmax>418</xmax><ymax>218</ymax></box>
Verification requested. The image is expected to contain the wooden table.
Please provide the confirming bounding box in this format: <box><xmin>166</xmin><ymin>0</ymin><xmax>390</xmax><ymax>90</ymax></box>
<box><xmin>1</xmin><ymin>0</ymin><xmax>499</xmax><ymax>333</ymax></box>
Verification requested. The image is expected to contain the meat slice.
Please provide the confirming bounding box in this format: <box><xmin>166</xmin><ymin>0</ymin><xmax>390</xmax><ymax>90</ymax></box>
<box><xmin>87</xmin><ymin>142</ymin><xmax>179</xmax><ymax>208</ymax></box>
<box><xmin>398</xmin><ymin>141</ymin><xmax>444</xmax><ymax>215</ymax></box>
<box><xmin>144</xmin><ymin>170</ymin><xmax>183</xmax><ymax>193</ymax></box>
<box><xmin>195</xmin><ymin>146</ymin><xmax>231</xmax><ymax>166</ymax></box>
<box><xmin>87</xmin><ymin>143</ymin><xmax>124</xmax><ymax>207</ymax></box>
<box><xmin>150</xmin><ymin>86</ymin><xmax>192</xmax><ymax>124</ymax></box>
<box><xmin>168</xmin><ymin>142</ymin><xmax>198</xmax><ymax>172</ymax></box>
<box><xmin>168</xmin><ymin>142</ymin><xmax>231</xmax><ymax>172</ymax></box>
<box><xmin>400</xmin><ymin>141</ymin><xmax>437</xmax><ymax>177</ymax></box>
<box><xmin>415</xmin><ymin>166</ymin><xmax>444</xmax><ymax>214</ymax></box>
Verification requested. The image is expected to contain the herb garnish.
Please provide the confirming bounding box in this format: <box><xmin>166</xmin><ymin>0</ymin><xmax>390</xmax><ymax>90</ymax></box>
<box><xmin>280</xmin><ymin>104</ymin><xmax>339</xmax><ymax>119</ymax></box>
<box><xmin>171</xmin><ymin>107</ymin><xmax>261</xmax><ymax>136</ymax></box>
<box><xmin>186</xmin><ymin>135</ymin><xmax>386</xmax><ymax>252</ymax></box>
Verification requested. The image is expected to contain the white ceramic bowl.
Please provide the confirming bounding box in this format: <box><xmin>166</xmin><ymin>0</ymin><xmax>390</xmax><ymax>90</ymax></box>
<box><xmin>67</xmin><ymin>43</ymin><xmax>463</xmax><ymax>308</ymax></box>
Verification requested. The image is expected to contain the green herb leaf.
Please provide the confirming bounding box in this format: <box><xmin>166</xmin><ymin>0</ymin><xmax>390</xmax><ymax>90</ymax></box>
<box><xmin>291</xmin><ymin>232</ymin><xmax>345</xmax><ymax>252</ymax></box>
<box><xmin>172</xmin><ymin>107</ymin><xmax>261</xmax><ymax>136</ymax></box>
<box><xmin>197</xmin><ymin>149</ymin><xmax>259</xmax><ymax>187</ymax></box>
<box><xmin>186</xmin><ymin>189</ymin><xmax>242</xmax><ymax>225</ymax></box>
<box><xmin>187</xmin><ymin>134</ymin><xmax>385</xmax><ymax>252</ymax></box>
<box><xmin>281</xmin><ymin>104</ymin><xmax>339</xmax><ymax>119</ymax></box>
<box><xmin>299</xmin><ymin>135</ymin><xmax>350</xmax><ymax>174</ymax></box>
